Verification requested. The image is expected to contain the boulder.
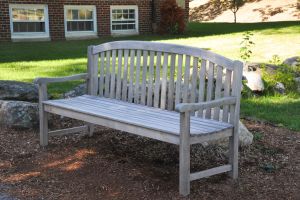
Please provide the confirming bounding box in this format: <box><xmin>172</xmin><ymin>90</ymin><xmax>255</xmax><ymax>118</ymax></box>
<box><xmin>0</xmin><ymin>100</ymin><xmax>38</xmax><ymax>129</ymax></box>
<box><xmin>243</xmin><ymin>71</ymin><xmax>264</xmax><ymax>92</ymax></box>
<box><xmin>63</xmin><ymin>83</ymin><xmax>87</xmax><ymax>98</ymax></box>
<box><xmin>283</xmin><ymin>56</ymin><xmax>300</xmax><ymax>68</ymax></box>
<box><xmin>238</xmin><ymin>120</ymin><xmax>254</xmax><ymax>146</ymax></box>
<box><xmin>274</xmin><ymin>82</ymin><xmax>285</xmax><ymax>94</ymax></box>
<box><xmin>204</xmin><ymin>109</ymin><xmax>253</xmax><ymax>147</ymax></box>
<box><xmin>0</xmin><ymin>81</ymin><xmax>38</xmax><ymax>102</ymax></box>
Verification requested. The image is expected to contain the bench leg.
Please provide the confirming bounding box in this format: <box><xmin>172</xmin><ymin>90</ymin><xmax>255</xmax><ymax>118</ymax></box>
<box><xmin>229</xmin><ymin>128</ymin><xmax>238</xmax><ymax>179</ymax></box>
<box><xmin>39</xmin><ymin>107</ymin><xmax>49</xmax><ymax>146</ymax></box>
<box><xmin>179</xmin><ymin>112</ymin><xmax>190</xmax><ymax>196</ymax></box>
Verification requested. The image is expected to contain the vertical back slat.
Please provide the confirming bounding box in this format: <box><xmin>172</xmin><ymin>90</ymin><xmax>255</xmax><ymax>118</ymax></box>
<box><xmin>167</xmin><ymin>54</ymin><xmax>176</xmax><ymax>110</ymax></box>
<box><xmin>110</xmin><ymin>50</ymin><xmax>117</xmax><ymax>98</ymax></box>
<box><xmin>175</xmin><ymin>54</ymin><xmax>183</xmax><ymax>105</ymax></box>
<box><xmin>104</xmin><ymin>51</ymin><xmax>111</xmax><ymax>98</ymax></box>
<box><xmin>197</xmin><ymin>59</ymin><xmax>207</xmax><ymax>117</ymax></box>
<box><xmin>160</xmin><ymin>53</ymin><xmax>169</xmax><ymax>109</ymax></box>
<box><xmin>154</xmin><ymin>52</ymin><xmax>162</xmax><ymax>108</ymax></box>
<box><xmin>213</xmin><ymin>65</ymin><xmax>223</xmax><ymax>120</ymax></box>
<box><xmin>205</xmin><ymin>61</ymin><xmax>214</xmax><ymax>118</ymax></box>
<box><xmin>128</xmin><ymin>49</ymin><xmax>135</xmax><ymax>103</ymax></box>
<box><xmin>99</xmin><ymin>52</ymin><xmax>105</xmax><ymax>97</ymax></box>
<box><xmin>140</xmin><ymin>51</ymin><xmax>148</xmax><ymax>105</ymax></box>
<box><xmin>190</xmin><ymin>57</ymin><xmax>199</xmax><ymax>116</ymax></box>
<box><xmin>87</xmin><ymin>46</ymin><xmax>98</xmax><ymax>96</ymax></box>
<box><xmin>182</xmin><ymin>55</ymin><xmax>191</xmax><ymax>103</ymax></box>
<box><xmin>121</xmin><ymin>49</ymin><xmax>129</xmax><ymax>101</ymax></box>
<box><xmin>134</xmin><ymin>50</ymin><xmax>142</xmax><ymax>104</ymax></box>
<box><xmin>147</xmin><ymin>51</ymin><xmax>155</xmax><ymax>107</ymax></box>
<box><xmin>223</xmin><ymin>69</ymin><xmax>232</xmax><ymax>122</ymax></box>
<box><xmin>116</xmin><ymin>49</ymin><xmax>123</xmax><ymax>100</ymax></box>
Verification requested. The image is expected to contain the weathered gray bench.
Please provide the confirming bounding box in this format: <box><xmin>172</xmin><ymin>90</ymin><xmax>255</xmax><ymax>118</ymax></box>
<box><xmin>35</xmin><ymin>41</ymin><xmax>243</xmax><ymax>196</ymax></box>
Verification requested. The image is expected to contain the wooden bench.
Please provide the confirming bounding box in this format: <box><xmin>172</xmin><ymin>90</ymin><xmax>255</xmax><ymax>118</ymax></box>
<box><xmin>35</xmin><ymin>41</ymin><xmax>243</xmax><ymax>196</ymax></box>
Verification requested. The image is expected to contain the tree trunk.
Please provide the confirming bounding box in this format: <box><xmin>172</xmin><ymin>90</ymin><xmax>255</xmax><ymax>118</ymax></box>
<box><xmin>234</xmin><ymin>12</ymin><xmax>237</xmax><ymax>23</ymax></box>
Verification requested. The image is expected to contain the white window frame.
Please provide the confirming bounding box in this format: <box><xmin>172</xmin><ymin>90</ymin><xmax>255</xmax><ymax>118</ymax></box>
<box><xmin>110</xmin><ymin>5</ymin><xmax>139</xmax><ymax>35</ymax></box>
<box><xmin>9</xmin><ymin>4</ymin><xmax>50</xmax><ymax>40</ymax></box>
<box><xmin>64</xmin><ymin>5</ymin><xmax>97</xmax><ymax>38</ymax></box>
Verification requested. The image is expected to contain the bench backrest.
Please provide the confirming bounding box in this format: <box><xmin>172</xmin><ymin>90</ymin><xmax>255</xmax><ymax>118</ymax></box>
<box><xmin>87</xmin><ymin>41</ymin><xmax>243</xmax><ymax>124</ymax></box>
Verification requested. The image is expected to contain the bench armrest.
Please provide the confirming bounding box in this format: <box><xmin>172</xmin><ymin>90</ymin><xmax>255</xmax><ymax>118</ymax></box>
<box><xmin>34</xmin><ymin>73</ymin><xmax>88</xmax><ymax>84</ymax></box>
<box><xmin>175</xmin><ymin>97</ymin><xmax>237</xmax><ymax>113</ymax></box>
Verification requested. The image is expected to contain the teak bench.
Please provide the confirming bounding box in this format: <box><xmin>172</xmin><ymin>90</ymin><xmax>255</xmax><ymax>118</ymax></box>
<box><xmin>35</xmin><ymin>41</ymin><xmax>243</xmax><ymax>196</ymax></box>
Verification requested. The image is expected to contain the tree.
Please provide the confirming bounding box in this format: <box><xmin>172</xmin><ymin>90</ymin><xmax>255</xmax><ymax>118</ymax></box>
<box><xmin>229</xmin><ymin>0</ymin><xmax>244</xmax><ymax>23</ymax></box>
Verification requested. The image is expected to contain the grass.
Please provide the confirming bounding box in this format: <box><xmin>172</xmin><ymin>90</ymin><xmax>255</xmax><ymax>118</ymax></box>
<box><xmin>241</xmin><ymin>94</ymin><xmax>300</xmax><ymax>131</ymax></box>
<box><xmin>0</xmin><ymin>21</ymin><xmax>299</xmax><ymax>130</ymax></box>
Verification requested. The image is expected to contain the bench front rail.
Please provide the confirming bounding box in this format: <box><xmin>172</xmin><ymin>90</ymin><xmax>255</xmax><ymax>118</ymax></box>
<box><xmin>35</xmin><ymin>41</ymin><xmax>243</xmax><ymax>196</ymax></box>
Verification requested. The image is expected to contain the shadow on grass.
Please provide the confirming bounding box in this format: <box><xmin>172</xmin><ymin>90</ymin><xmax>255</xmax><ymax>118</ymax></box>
<box><xmin>0</xmin><ymin>21</ymin><xmax>299</xmax><ymax>63</ymax></box>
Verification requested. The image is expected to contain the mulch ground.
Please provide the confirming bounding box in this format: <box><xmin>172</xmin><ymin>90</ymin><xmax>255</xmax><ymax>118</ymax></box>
<box><xmin>0</xmin><ymin>118</ymin><xmax>299</xmax><ymax>200</ymax></box>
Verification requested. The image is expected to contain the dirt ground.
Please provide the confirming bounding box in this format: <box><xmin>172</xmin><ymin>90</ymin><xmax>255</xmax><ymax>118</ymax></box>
<box><xmin>0</xmin><ymin>118</ymin><xmax>299</xmax><ymax>200</ymax></box>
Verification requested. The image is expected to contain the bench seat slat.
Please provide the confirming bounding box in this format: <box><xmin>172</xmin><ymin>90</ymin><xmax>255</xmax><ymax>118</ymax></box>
<box><xmin>44</xmin><ymin>95</ymin><xmax>233</xmax><ymax>136</ymax></box>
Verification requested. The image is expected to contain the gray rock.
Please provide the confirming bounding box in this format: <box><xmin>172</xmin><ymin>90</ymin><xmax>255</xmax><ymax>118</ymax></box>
<box><xmin>295</xmin><ymin>77</ymin><xmax>300</xmax><ymax>93</ymax></box>
<box><xmin>243</xmin><ymin>71</ymin><xmax>264</xmax><ymax>92</ymax></box>
<box><xmin>0</xmin><ymin>100</ymin><xmax>38</xmax><ymax>129</ymax></box>
<box><xmin>0</xmin><ymin>81</ymin><xmax>38</xmax><ymax>102</ymax></box>
<box><xmin>238</xmin><ymin>120</ymin><xmax>254</xmax><ymax>146</ymax></box>
<box><xmin>204</xmin><ymin>109</ymin><xmax>253</xmax><ymax>147</ymax></box>
<box><xmin>274</xmin><ymin>82</ymin><xmax>285</xmax><ymax>94</ymax></box>
<box><xmin>63</xmin><ymin>83</ymin><xmax>87</xmax><ymax>98</ymax></box>
<box><xmin>283</xmin><ymin>56</ymin><xmax>300</xmax><ymax>67</ymax></box>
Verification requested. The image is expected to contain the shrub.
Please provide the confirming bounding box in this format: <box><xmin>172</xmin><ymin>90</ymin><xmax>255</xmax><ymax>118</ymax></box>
<box><xmin>262</xmin><ymin>64</ymin><xmax>297</xmax><ymax>94</ymax></box>
<box><xmin>159</xmin><ymin>0</ymin><xmax>186</xmax><ymax>34</ymax></box>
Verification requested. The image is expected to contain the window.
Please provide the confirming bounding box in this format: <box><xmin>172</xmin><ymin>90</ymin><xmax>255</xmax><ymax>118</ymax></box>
<box><xmin>9</xmin><ymin>4</ymin><xmax>49</xmax><ymax>39</ymax></box>
<box><xmin>64</xmin><ymin>5</ymin><xmax>97</xmax><ymax>37</ymax></box>
<box><xmin>110</xmin><ymin>6</ymin><xmax>138</xmax><ymax>34</ymax></box>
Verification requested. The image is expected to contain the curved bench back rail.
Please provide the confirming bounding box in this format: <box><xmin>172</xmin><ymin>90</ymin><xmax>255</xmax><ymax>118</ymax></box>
<box><xmin>87</xmin><ymin>41</ymin><xmax>243</xmax><ymax>124</ymax></box>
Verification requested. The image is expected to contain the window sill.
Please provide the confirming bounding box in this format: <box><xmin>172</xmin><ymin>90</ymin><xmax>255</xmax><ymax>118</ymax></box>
<box><xmin>111</xmin><ymin>31</ymin><xmax>139</xmax><ymax>36</ymax></box>
<box><xmin>11</xmin><ymin>33</ymin><xmax>50</xmax><ymax>42</ymax></box>
<box><xmin>65</xmin><ymin>32</ymin><xmax>98</xmax><ymax>40</ymax></box>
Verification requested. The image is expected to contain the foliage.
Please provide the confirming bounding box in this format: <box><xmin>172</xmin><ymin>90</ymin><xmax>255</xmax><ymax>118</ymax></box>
<box><xmin>159</xmin><ymin>0</ymin><xmax>186</xmax><ymax>34</ymax></box>
<box><xmin>262</xmin><ymin>64</ymin><xmax>298</xmax><ymax>94</ymax></box>
<box><xmin>229</xmin><ymin>0</ymin><xmax>245</xmax><ymax>23</ymax></box>
<box><xmin>240</xmin><ymin>31</ymin><xmax>255</xmax><ymax>62</ymax></box>
<box><xmin>268</xmin><ymin>54</ymin><xmax>282</xmax><ymax>65</ymax></box>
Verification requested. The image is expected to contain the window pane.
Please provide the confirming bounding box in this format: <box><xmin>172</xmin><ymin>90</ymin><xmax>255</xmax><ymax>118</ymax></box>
<box><xmin>129</xmin><ymin>14</ymin><xmax>135</xmax><ymax>19</ymax></box>
<box><xmin>67</xmin><ymin>10</ymin><xmax>72</xmax><ymax>20</ymax></box>
<box><xmin>13</xmin><ymin>22</ymin><xmax>45</xmax><ymax>32</ymax></box>
<box><xmin>85</xmin><ymin>21</ymin><xmax>93</xmax><ymax>31</ymax></box>
<box><xmin>72</xmin><ymin>10</ymin><xmax>78</xmax><ymax>20</ymax></box>
<box><xmin>86</xmin><ymin>10</ymin><xmax>93</xmax><ymax>20</ymax></box>
<box><xmin>79</xmin><ymin>10</ymin><xmax>86</xmax><ymax>20</ymax></box>
<box><xmin>12</xmin><ymin>8</ymin><xmax>44</xmax><ymax>21</ymax></box>
<box><xmin>67</xmin><ymin>21</ymin><xmax>93</xmax><ymax>31</ymax></box>
<box><xmin>27</xmin><ymin>9</ymin><xmax>36</xmax><ymax>20</ymax></box>
<box><xmin>36</xmin><ymin>9</ymin><xmax>44</xmax><ymax>20</ymax></box>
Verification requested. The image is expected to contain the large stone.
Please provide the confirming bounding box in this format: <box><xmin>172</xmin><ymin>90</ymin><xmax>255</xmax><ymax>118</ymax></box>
<box><xmin>283</xmin><ymin>56</ymin><xmax>300</xmax><ymax>68</ymax></box>
<box><xmin>0</xmin><ymin>100</ymin><xmax>38</xmax><ymax>129</ymax></box>
<box><xmin>274</xmin><ymin>82</ymin><xmax>285</xmax><ymax>94</ymax></box>
<box><xmin>243</xmin><ymin>71</ymin><xmax>264</xmax><ymax>92</ymax></box>
<box><xmin>204</xmin><ymin>109</ymin><xmax>253</xmax><ymax>147</ymax></box>
<box><xmin>238</xmin><ymin>120</ymin><xmax>254</xmax><ymax>146</ymax></box>
<box><xmin>63</xmin><ymin>83</ymin><xmax>87</xmax><ymax>98</ymax></box>
<box><xmin>0</xmin><ymin>81</ymin><xmax>38</xmax><ymax>102</ymax></box>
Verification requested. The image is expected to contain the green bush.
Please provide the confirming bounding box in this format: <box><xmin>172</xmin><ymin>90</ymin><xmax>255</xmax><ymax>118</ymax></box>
<box><xmin>262</xmin><ymin>64</ymin><xmax>298</xmax><ymax>94</ymax></box>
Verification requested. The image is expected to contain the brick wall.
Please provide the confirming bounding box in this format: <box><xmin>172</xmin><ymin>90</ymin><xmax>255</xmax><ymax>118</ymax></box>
<box><xmin>0</xmin><ymin>0</ymin><xmax>189</xmax><ymax>41</ymax></box>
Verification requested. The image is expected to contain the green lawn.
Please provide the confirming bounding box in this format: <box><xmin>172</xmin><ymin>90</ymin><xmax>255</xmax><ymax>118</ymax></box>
<box><xmin>0</xmin><ymin>21</ymin><xmax>299</xmax><ymax>130</ymax></box>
